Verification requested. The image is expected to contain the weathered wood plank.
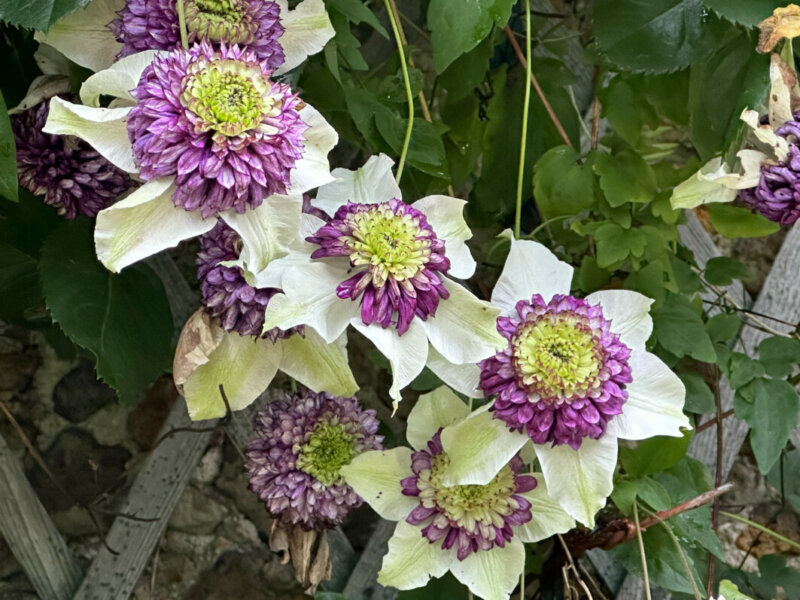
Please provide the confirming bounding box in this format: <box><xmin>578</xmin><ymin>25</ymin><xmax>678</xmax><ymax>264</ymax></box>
<box><xmin>73</xmin><ymin>401</ymin><xmax>214</xmax><ymax>599</ymax></box>
<box><xmin>342</xmin><ymin>518</ymin><xmax>397</xmax><ymax>600</ymax></box>
<box><xmin>0</xmin><ymin>432</ymin><xmax>83</xmax><ymax>600</ymax></box>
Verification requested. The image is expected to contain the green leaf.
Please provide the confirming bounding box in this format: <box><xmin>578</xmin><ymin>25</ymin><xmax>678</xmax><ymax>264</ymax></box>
<box><xmin>652</xmin><ymin>294</ymin><xmax>716</xmax><ymax>362</ymax></box>
<box><xmin>599</xmin><ymin>77</ymin><xmax>657</xmax><ymax>146</ymax></box>
<box><xmin>427</xmin><ymin>0</ymin><xmax>514</xmax><ymax>72</ymax></box>
<box><xmin>767</xmin><ymin>448</ymin><xmax>800</xmax><ymax>514</ymax></box>
<box><xmin>533</xmin><ymin>146</ymin><xmax>596</xmax><ymax>220</ymax></box>
<box><xmin>701</xmin><ymin>0</ymin><xmax>784</xmax><ymax>27</ymax></box>
<box><xmin>0</xmin><ymin>0</ymin><xmax>91</xmax><ymax>31</ymax></box>
<box><xmin>439</xmin><ymin>34</ymin><xmax>494</xmax><ymax>102</ymax></box>
<box><xmin>707</xmin><ymin>204</ymin><xmax>781</xmax><ymax>239</ymax></box>
<box><xmin>728</xmin><ymin>352</ymin><xmax>766</xmax><ymax>388</ymax></box>
<box><xmin>612</xmin><ymin>477</ymin><xmax>671</xmax><ymax>514</ymax></box>
<box><xmin>758</xmin><ymin>336</ymin><xmax>800</xmax><ymax>378</ymax></box>
<box><xmin>719</xmin><ymin>579</ymin><xmax>755</xmax><ymax>600</ymax></box>
<box><xmin>735</xmin><ymin>377</ymin><xmax>799</xmax><ymax>474</ymax></box>
<box><xmin>40</xmin><ymin>220</ymin><xmax>173</xmax><ymax>404</ymax></box>
<box><xmin>705</xmin><ymin>313</ymin><xmax>741</xmax><ymax>343</ymax></box>
<box><xmin>704</xmin><ymin>257</ymin><xmax>754</xmax><ymax>286</ymax></box>
<box><xmin>375</xmin><ymin>113</ymin><xmax>450</xmax><ymax>179</ymax></box>
<box><xmin>325</xmin><ymin>0</ymin><xmax>389</xmax><ymax>38</ymax></box>
<box><xmin>619</xmin><ymin>431</ymin><xmax>692</xmax><ymax>479</ymax></box>
<box><xmin>593</xmin><ymin>223</ymin><xmax>647</xmax><ymax>268</ymax></box>
<box><xmin>593</xmin><ymin>0</ymin><xmax>718</xmax><ymax>74</ymax></box>
<box><xmin>593</xmin><ymin>150</ymin><xmax>656</xmax><ymax>207</ymax></box>
<box><xmin>575</xmin><ymin>256</ymin><xmax>610</xmax><ymax>293</ymax></box>
<box><xmin>0</xmin><ymin>91</ymin><xmax>17</xmax><ymax>203</ymax></box>
<box><xmin>679</xmin><ymin>372</ymin><xmax>716</xmax><ymax>414</ymax></box>
<box><xmin>0</xmin><ymin>241</ymin><xmax>44</xmax><ymax>326</ymax></box>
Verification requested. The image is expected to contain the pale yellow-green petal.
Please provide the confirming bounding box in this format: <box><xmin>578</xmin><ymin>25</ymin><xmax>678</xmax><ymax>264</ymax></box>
<box><xmin>426</xmin><ymin>345</ymin><xmax>482</xmax><ymax>398</ymax></box>
<box><xmin>412</xmin><ymin>195</ymin><xmax>475</xmax><ymax>279</ymax></box>
<box><xmin>421</xmin><ymin>278</ymin><xmax>504</xmax><ymax>365</ymax></box>
<box><xmin>94</xmin><ymin>178</ymin><xmax>215</xmax><ymax>272</ymax></box>
<box><xmin>43</xmin><ymin>97</ymin><xmax>135</xmax><ymax>173</ymax></box>
<box><xmin>516</xmin><ymin>476</ymin><xmax>576</xmax><ymax>543</ymax></box>
<box><xmin>81</xmin><ymin>50</ymin><xmax>159</xmax><ymax>107</ymax></box>
<box><xmin>440</xmin><ymin>408</ymin><xmax>528</xmax><ymax>486</ymax></box>
<box><xmin>449</xmin><ymin>537</ymin><xmax>524</xmax><ymax>600</ymax></box>
<box><xmin>277</xmin><ymin>329</ymin><xmax>358</xmax><ymax>397</ymax></box>
<box><xmin>377</xmin><ymin>521</ymin><xmax>454</xmax><ymax>590</ymax></box>
<box><xmin>183</xmin><ymin>332</ymin><xmax>281</xmax><ymax>421</ymax></box>
<box><xmin>534</xmin><ymin>435</ymin><xmax>618</xmax><ymax>528</ymax></box>
<box><xmin>274</xmin><ymin>0</ymin><xmax>335</xmax><ymax>75</ymax></box>
<box><xmin>340</xmin><ymin>448</ymin><xmax>417</xmax><ymax>521</ymax></box>
<box><xmin>313</xmin><ymin>153</ymin><xmax>399</xmax><ymax>216</ymax></box>
<box><xmin>406</xmin><ymin>386</ymin><xmax>469</xmax><ymax>450</ymax></box>
<box><xmin>35</xmin><ymin>0</ymin><xmax>123</xmax><ymax>72</ymax></box>
<box><xmin>288</xmin><ymin>104</ymin><xmax>336</xmax><ymax>194</ymax></box>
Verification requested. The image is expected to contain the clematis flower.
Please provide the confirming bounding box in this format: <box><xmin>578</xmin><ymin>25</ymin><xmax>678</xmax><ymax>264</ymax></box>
<box><xmin>434</xmin><ymin>233</ymin><xmax>690</xmax><ymax>526</ymax></box>
<box><xmin>671</xmin><ymin>53</ymin><xmax>800</xmax><ymax>225</ymax></box>
<box><xmin>12</xmin><ymin>99</ymin><xmax>131</xmax><ymax>218</ymax></box>
<box><xmin>36</xmin><ymin>0</ymin><xmax>334</xmax><ymax>76</ymax></box>
<box><xmin>42</xmin><ymin>42</ymin><xmax>337</xmax><ymax>273</ymax></box>
<box><xmin>173</xmin><ymin>195</ymin><xmax>358</xmax><ymax>421</ymax></box>
<box><xmin>246</xmin><ymin>389</ymin><xmax>383</xmax><ymax>530</ymax></box>
<box><xmin>341</xmin><ymin>386</ymin><xmax>575</xmax><ymax>600</ymax></box>
<box><xmin>259</xmin><ymin>154</ymin><xmax>505</xmax><ymax>406</ymax></box>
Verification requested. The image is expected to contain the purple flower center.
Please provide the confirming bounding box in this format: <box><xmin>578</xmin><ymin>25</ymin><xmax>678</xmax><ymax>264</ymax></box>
<box><xmin>480</xmin><ymin>294</ymin><xmax>632</xmax><ymax>450</ymax></box>
<box><xmin>306</xmin><ymin>199</ymin><xmax>451</xmax><ymax>335</ymax></box>
<box><xmin>127</xmin><ymin>41</ymin><xmax>308</xmax><ymax>218</ymax></box>
<box><xmin>401</xmin><ymin>431</ymin><xmax>535</xmax><ymax>561</ymax></box>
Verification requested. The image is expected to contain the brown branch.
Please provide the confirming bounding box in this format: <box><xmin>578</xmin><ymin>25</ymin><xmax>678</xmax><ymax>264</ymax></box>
<box><xmin>503</xmin><ymin>24</ymin><xmax>573</xmax><ymax>148</ymax></box>
<box><xmin>590</xmin><ymin>65</ymin><xmax>601</xmax><ymax>150</ymax></box>
<box><xmin>696</xmin><ymin>408</ymin><xmax>735</xmax><ymax>433</ymax></box>
<box><xmin>707</xmin><ymin>366</ymin><xmax>723</xmax><ymax>598</ymax></box>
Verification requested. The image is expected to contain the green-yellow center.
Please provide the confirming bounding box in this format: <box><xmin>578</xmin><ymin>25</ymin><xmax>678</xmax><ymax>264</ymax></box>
<box><xmin>296</xmin><ymin>423</ymin><xmax>358</xmax><ymax>487</ymax></box>
<box><xmin>186</xmin><ymin>0</ymin><xmax>252</xmax><ymax>44</ymax></box>
<box><xmin>182</xmin><ymin>59</ymin><xmax>274</xmax><ymax>137</ymax></box>
<box><xmin>513</xmin><ymin>314</ymin><xmax>601</xmax><ymax>400</ymax></box>
<box><xmin>344</xmin><ymin>207</ymin><xmax>430</xmax><ymax>286</ymax></box>
<box><xmin>417</xmin><ymin>452</ymin><xmax>518</xmax><ymax>533</ymax></box>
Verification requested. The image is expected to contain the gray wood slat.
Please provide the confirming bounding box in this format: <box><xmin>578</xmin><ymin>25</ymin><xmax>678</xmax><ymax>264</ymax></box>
<box><xmin>0</xmin><ymin>433</ymin><xmax>83</xmax><ymax>600</ymax></box>
<box><xmin>73</xmin><ymin>398</ymin><xmax>214</xmax><ymax>599</ymax></box>
<box><xmin>342</xmin><ymin>518</ymin><xmax>397</xmax><ymax>600</ymax></box>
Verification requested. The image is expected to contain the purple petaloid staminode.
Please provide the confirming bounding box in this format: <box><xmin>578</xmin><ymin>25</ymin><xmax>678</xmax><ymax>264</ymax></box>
<box><xmin>480</xmin><ymin>294</ymin><xmax>632</xmax><ymax>450</ymax></box>
<box><xmin>13</xmin><ymin>101</ymin><xmax>131</xmax><ymax>219</ymax></box>
<box><xmin>197</xmin><ymin>221</ymin><xmax>297</xmax><ymax>340</ymax></box>
<box><xmin>739</xmin><ymin>117</ymin><xmax>800</xmax><ymax>225</ymax></box>
<box><xmin>400</xmin><ymin>431</ymin><xmax>536</xmax><ymax>561</ymax></box>
<box><xmin>110</xmin><ymin>0</ymin><xmax>285</xmax><ymax>69</ymax></box>
<box><xmin>127</xmin><ymin>41</ymin><xmax>308</xmax><ymax>218</ymax></box>
<box><xmin>306</xmin><ymin>199</ymin><xmax>451</xmax><ymax>335</ymax></box>
<box><xmin>245</xmin><ymin>390</ymin><xmax>384</xmax><ymax>531</ymax></box>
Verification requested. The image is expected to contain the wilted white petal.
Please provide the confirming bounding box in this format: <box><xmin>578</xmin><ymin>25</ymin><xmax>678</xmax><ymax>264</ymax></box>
<box><xmin>741</xmin><ymin>108</ymin><xmax>790</xmax><ymax>162</ymax></box>
<box><xmin>313</xmin><ymin>153</ymin><xmax>400</xmax><ymax>216</ymax></box>
<box><xmin>274</xmin><ymin>0</ymin><xmax>335</xmax><ymax>75</ymax></box>
<box><xmin>769</xmin><ymin>53</ymin><xmax>796</xmax><ymax>128</ymax></box>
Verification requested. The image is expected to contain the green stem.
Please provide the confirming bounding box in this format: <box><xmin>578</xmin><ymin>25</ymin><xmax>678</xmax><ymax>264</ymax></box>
<box><xmin>721</xmin><ymin>510</ymin><xmax>800</xmax><ymax>552</ymax></box>
<box><xmin>176</xmin><ymin>0</ymin><xmax>189</xmax><ymax>49</ymax></box>
<box><xmin>633</xmin><ymin>501</ymin><xmax>653</xmax><ymax>600</ymax></box>
<box><xmin>528</xmin><ymin>214</ymin><xmax>571</xmax><ymax>239</ymax></box>
<box><xmin>384</xmin><ymin>0</ymin><xmax>414</xmax><ymax>183</ymax></box>
<box><xmin>514</xmin><ymin>0</ymin><xmax>533</xmax><ymax>239</ymax></box>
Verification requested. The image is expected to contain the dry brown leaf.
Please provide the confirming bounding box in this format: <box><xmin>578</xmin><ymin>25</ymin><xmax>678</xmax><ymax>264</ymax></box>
<box><xmin>269</xmin><ymin>520</ymin><xmax>332</xmax><ymax>594</ymax></box>
<box><xmin>172</xmin><ymin>308</ymin><xmax>224</xmax><ymax>393</ymax></box>
<box><xmin>758</xmin><ymin>4</ymin><xmax>800</xmax><ymax>53</ymax></box>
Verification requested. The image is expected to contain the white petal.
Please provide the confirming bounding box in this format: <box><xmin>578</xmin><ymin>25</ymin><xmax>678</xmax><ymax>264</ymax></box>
<box><xmin>34</xmin><ymin>0</ymin><xmax>123</xmax><ymax>72</ymax></box>
<box><xmin>182</xmin><ymin>332</ymin><xmax>281</xmax><ymax>421</ymax></box>
<box><xmin>340</xmin><ymin>448</ymin><xmax>417</xmax><ymax>522</ymax></box>
<box><xmin>607</xmin><ymin>350</ymin><xmax>691</xmax><ymax>441</ymax></box>
<box><xmin>737</xmin><ymin>149</ymin><xmax>768</xmax><ymax>189</ymax></box>
<box><xmin>43</xmin><ymin>97</ymin><xmax>135</xmax><ymax>173</ymax></box>
<box><xmin>670</xmin><ymin>159</ymin><xmax>739</xmax><ymax>210</ymax></box>
<box><xmin>276</xmin><ymin>329</ymin><xmax>358</xmax><ymax>397</ymax></box>
<box><xmin>586</xmin><ymin>289</ymin><xmax>653</xmax><ymax>351</ymax></box>
<box><xmin>8</xmin><ymin>74</ymin><xmax>70</xmax><ymax>115</ymax></box>
<box><xmin>741</xmin><ymin>108</ymin><xmax>790</xmax><ymax>162</ymax></box>
<box><xmin>352</xmin><ymin>319</ymin><xmax>429</xmax><ymax>408</ymax></box>
<box><xmin>219</xmin><ymin>194</ymin><xmax>303</xmax><ymax>277</ymax></box>
<box><xmin>274</xmin><ymin>0</ymin><xmax>335</xmax><ymax>75</ymax></box>
<box><xmin>769</xmin><ymin>54</ymin><xmax>795</xmax><ymax>128</ymax></box>
<box><xmin>94</xmin><ymin>178</ymin><xmax>215</xmax><ymax>272</ymax></box>
<box><xmin>80</xmin><ymin>50</ymin><xmax>160</xmax><ymax>107</ymax></box>
<box><xmin>534</xmin><ymin>435</ymin><xmax>617</xmax><ymax>527</ymax></box>
<box><xmin>426</xmin><ymin>346</ymin><xmax>483</xmax><ymax>398</ymax></box>
<box><xmin>516</xmin><ymin>476</ymin><xmax>576</xmax><ymax>543</ymax></box>
<box><xmin>406</xmin><ymin>386</ymin><xmax>470</xmax><ymax>450</ymax></box>
<box><xmin>440</xmin><ymin>409</ymin><xmax>529</xmax><ymax>486</ymax></box>
<box><xmin>377</xmin><ymin>521</ymin><xmax>454</xmax><ymax>590</ymax></box>
<box><xmin>450</xmin><ymin>537</ymin><xmax>525</xmax><ymax>600</ymax></box>
<box><xmin>491</xmin><ymin>230</ymin><xmax>573</xmax><ymax>315</ymax></box>
<box><xmin>421</xmin><ymin>278</ymin><xmax>504</xmax><ymax>365</ymax></box>
<box><xmin>412</xmin><ymin>195</ymin><xmax>475</xmax><ymax>279</ymax></box>
<box><xmin>34</xmin><ymin>43</ymin><xmax>71</xmax><ymax>76</ymax></box>
<box><xmin>313</xmin><ymin>153</ymin><xmax>400</xmax><ymax>216</ymax></box>
<box><xmin>289</xmin><ymin>104</ymin><xmax>337</xmax><ymax>194</ymax></box>
<box><xmin>262</xmin><ymin>261</ymin><xmax>357</xmax><ymax>342</ymax></box>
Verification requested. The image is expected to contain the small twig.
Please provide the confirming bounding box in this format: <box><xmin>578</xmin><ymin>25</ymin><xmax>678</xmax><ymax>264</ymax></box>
<box><xmin>633</xmin><ymin>501</ymin><xmax>652</xmax><ymax>600</ymax></box>
<box><xmin>579</xmin><ymin>563</ymin><xmax>609</xmax><ymax>600</ymax></box>
<box><xmin>701</xmin><ymin>299</ymin><xmax>798</xmax><ymax>329</ymax></box>
<box><xmin>591</xmin><ymin>66</ymin><xmax>601</xmax><ymax>150</ymax></box>
<box><xmin>722</xmin><ymin>510</ymin><xmax>800</xmax><ymax>552</ymax></box>
<box><xmin>638</xmin><ymin>483</ymin><xmax>734</xmax><ymax>531</ymax></box>
<box><xmin>503</xmin><ymin>24</ymin><xmax>573</xmax><ymax>149</ymax></box>
<box><xmin>641</xmin><ymin>507</ymin><xmax>704</xmax><ymax>600</ymax></box>
<box><xmin>557</xmin><ymin>534</ymin><xmax>593</xmax><ymax>598</ymax></box>
<box><xmin>695</xmin><ymin>409</ymin><xmax>735</xmax><ymax>434</ymax></box>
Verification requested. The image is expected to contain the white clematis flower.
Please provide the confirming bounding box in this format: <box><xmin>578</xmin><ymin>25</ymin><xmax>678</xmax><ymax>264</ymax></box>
<box><xmin>261</xmin><ymin>155</ymin><xmax>505</xmax><ymax>407</ymax></box>
<box><xmin>435</xmin><ymin>232</ymin><xmax>690</xmax><ymax>527</ymax></box>
<box><xmin>341</xmin><ymin>386</ymin><xmax>575</xmax><ymax>600</ymax></box>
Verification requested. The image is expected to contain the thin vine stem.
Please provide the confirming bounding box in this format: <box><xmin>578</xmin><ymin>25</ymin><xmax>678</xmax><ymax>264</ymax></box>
<box><xmin>514</xmin><ymin>0</ymin><xmax>533</xmax><ymax>239</ymax></box>
<box><xmin>721</xmin><ymin>510</ymin><xmax>800</xmax><ymax>552</ymax></box>
<box><xmin>384</xmin><ymin>0</ymin><xmax>414</xmax><ymax>183</ymax></box>
<box><xmin>633</xmin><ymin>501</ymin><xmax>653</xmax><ymax>600</ymax></box>
<box><xmin>176</xmin><ymin>0</ymin><xmax>189</xmax><ymax>49</ymax></box>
